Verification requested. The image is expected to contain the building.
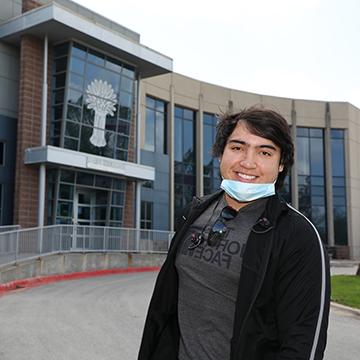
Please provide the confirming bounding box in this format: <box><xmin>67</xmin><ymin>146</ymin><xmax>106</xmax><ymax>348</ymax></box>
<box><xmin>0</xmin><ymin>0</ymin><xmax>358</xmax><ymax>259</ymax></box>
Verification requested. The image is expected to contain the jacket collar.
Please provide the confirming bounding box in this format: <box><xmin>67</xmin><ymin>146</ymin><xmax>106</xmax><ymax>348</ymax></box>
<box><xmin>191</xmin><ymin>190</ymin><xmax>289</xmax><ymax>226</ymax></box>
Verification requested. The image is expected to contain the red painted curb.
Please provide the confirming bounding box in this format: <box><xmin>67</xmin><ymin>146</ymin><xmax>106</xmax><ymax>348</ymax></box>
<box><xmin>0</xmin><ymin>266</ymin><xmax>160</xmax><ymax>295</ymax></box>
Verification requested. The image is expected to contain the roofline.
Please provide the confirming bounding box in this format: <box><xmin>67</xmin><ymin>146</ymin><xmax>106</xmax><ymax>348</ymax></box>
<box><xmin>0</xmin><ymin>2</ymin><xmax>172</xmax><ymax>78</ymax></box>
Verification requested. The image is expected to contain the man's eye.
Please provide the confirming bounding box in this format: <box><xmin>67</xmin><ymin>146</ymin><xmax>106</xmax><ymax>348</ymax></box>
<box><xmin>260</xmin><ymin>151</ymin><xmax>272</xmax><ymax>156</ymax></box>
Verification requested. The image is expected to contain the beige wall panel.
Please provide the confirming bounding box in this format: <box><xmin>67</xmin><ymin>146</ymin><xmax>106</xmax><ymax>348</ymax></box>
<box><xmin>260</xmin><ymin>95</ymin><xmax>293</xmax><ymax>123</ymax></box>
<box><xmin>172</xmin><ymin>73</ymin><xmax>201</xmax><ymax>98</ymax></box>
<box><xmin>200</xmin><ymin>82</ymin><xmax>231</xmax><ymax>107</ymax></box>
<box><xmin>347</xmin><ymin>121</ymin><xmax>359</xmax><ymax>142</ymax></box>
<box><xmin>202</xmin><ymin>103</ymin><xmax>226</xmax><ymax>115</ymax></box>
<box><xmin>347</xmin><ymin>106</ymin><xmax>360</xmax><ymax>142</ymax></box>
<box><xmin>348</xmin><ymin>103</ymin><xmax>360</xmax><ymax>122</ymax></box>
<box><xmin>349</xmin><ymin>206</ymin><xmax>360</xmax><ymax>258</ymax></box>
<box><xmin>142</xmin><ymin>81</ymin><xmax>171</xmax><ymax>102</ymax></box>
<box><xmin>348</xmin><ymin>139</ymin><xmax>359</xmax><ymax>176</ymax></box>
<box><xmin>230</xmin><ymin>90</ymin><xmax>262</xmax><ymax>109</ymax></box>
<box><xmin>294</xmin><ymin>100</ymin><xmax>326</xmax><ymax>127</ymax></box>
<box><xmin>173</xmin><ymin>93</ymin><xmax>199</xmax><ymax>110</ymax></box>
<box><xmin>331</xmin><ymin>119</ymin><xmax>351</xmax><ymax>129</ymax></box>
<box><xmin>329</xmin><ymin>102</ymin><xmax>349</xmax><ymax>121</ymax></box>
<box><xmin>143</xmin><ymin>73</ymin><xmax>171</xmax><ymax>96</ymax></box>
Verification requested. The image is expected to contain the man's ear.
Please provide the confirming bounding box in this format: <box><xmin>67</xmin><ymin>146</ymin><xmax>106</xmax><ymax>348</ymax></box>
<box><xmin>279</xmin><ymin>164</ymin><xmax>284</xmax><ymax>172</ymax></box>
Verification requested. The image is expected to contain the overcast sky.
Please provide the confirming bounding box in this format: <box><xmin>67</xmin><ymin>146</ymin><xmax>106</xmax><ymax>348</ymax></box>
<box><xmin>72</xmin><ymin>0</ymin><xmax>360</xmax><ymax>109</ymax></box>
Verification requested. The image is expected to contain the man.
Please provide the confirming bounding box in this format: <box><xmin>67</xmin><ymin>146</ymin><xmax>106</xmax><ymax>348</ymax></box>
<box><xmin>138</xmin><ymin>107</ymin><xmax>330</xmax><ymax>360</ymax></box>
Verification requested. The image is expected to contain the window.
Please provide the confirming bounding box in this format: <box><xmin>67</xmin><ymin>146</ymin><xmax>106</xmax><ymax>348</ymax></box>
<box><xmin>203</xmin><ymin>113</ymin><xmax>221</xmax><ymax>195</ymax></box>
<box><xmin>174</xmin><ymin>106</ymin><xmax>196</xmax><ymax>221</ymax></box>
<box><xmin>141</xmin><ymin>201</ymin><xmax>153</xmax><ymax>229</ymax></box>
<box><xmin>297</xmin><ymin>127</ymin><xmax>327</xmax><ymax>242</ymax></box>
<box><xmin>47</xmin><ymin>169</ymin><xmax>126</xmax><ymax>226</ymax></box>
<box><xmin>0</xmin><ymin>142</ymin><xmax>4</xmax><ymax>166</ymax></box>
<box><xmin>51</xmin><ymin>42</ymin><xmax>135</xmax><ymax>161</ymax></box>
<box><xmin>0</xmin><ymin>184</ymin><xmax>2</xmax><ymax>224</ymax></box>
<box><xmin>144</xmin><ymin>96</ymin><xmax>167</xmax><ymax>153</ymax></box>
<box><xmin>279</xmin><ymin>174</ymin><xmax>291</xmax><ymax>203</ymax></box>
<box><xmin>331</xmin><ymin>129</ymin><xmax>347</xmax><ymax>245</ymax></box>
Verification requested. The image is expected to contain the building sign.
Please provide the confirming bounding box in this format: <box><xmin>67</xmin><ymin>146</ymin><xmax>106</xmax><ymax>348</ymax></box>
<box><xmin>85</xmin><ymin>79</ymin><xmax>117</xmax><ymax>147</ymax></box>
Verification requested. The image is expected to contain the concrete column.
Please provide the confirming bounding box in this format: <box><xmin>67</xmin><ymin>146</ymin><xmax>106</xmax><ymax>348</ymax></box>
<box><xmin>290</xmin><ymin>100</ymin><xmax>299</xmax><ymax>208</ymax></box>
<box><xmin>324</xmin><ymin>102</ymin><xmax>335</xmax><ymax>247</ymax></box>
<box><xmin>196</xmin><ymin>93</ymin><xmax>204</xmax><ymax>197</ymax></box>
<box><xmin>169</xmin><ymin>83</ymin><xmax>175</xmax><ymax>231</ymax></box>
<box><xmin>38</xmin><ymin>34</ymin><xmax>48</xmax><ymax>227</ymax></box>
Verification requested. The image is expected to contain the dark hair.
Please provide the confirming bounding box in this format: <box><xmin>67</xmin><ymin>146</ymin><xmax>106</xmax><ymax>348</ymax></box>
<box><xmin>212</xmin><ymin>106</ymin><xmax>294</xmax><ymax>190</ymax></box>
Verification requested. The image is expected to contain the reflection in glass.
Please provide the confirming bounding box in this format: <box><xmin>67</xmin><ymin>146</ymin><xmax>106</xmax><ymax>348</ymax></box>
<box><xmin>69</xmin><ymin>73</ymin><xmax>84</xmax><ymax>90</ymax></box>
<box><xmin>72</xmin><ymin>43</ymin><xmax>86</xmax><ymax>59</ymax></box>
<box><xmin>52</xmin><ymin>42</ymin><xmax>135</xmax><ymax>161</ymax></box>
<box><xmin>47</xmin><ymin>169</ymin><xmax>126</xmax><ymax>226</ymax></box>
<box><xmin>70</xmin><ymin>57</ymin><xmax>85</xmax><ymax>75</ymax></box>
<box><xmin>297</xmin><ymin>128</ymin><xmax>327</xmax><ymax>243</ymax></box>
<box><xmin>331</xmin><ymin>129</ymin><xmax>347</xmax><ymax>245</ymax></box>
<box><xmin>174</xmin><ymin>106</ymin><xmax>196</xmax><ymax>221</ymax></box>
<box><xmin>203</xmin><ymin>113</ymin><xmax>220</xmax><ymax>195</ymax></box>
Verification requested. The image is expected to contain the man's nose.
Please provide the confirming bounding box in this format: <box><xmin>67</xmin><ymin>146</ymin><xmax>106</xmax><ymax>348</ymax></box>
<box><xmin>239</xmin><ymin>150</ymin><xmax>256</xmax><ymax>168</ymax></box>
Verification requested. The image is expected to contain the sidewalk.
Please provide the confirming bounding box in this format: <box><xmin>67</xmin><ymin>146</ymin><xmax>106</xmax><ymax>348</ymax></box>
<box><xmin>331</xmin><ymin>301</ymin><xmax>360</xmax><ymax>318</ymax></box>
<box><xmin>330</xmin><ymin>260</ymin><xmax>359</xmax><ymax>276</ymax></box>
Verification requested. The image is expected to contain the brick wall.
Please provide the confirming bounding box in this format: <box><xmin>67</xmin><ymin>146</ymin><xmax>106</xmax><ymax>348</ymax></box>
<box><xmin>13</xmin><ymin>35</ymin><xmax>49</xmax><ymax>227</ymax></box>
<box><xmin>122</xmin><ymin>92</ymin><xmax>137</xmax><ymax>227</ymax></box>
<box><xmin>123</xmin><ymin>181</ymin><xmax>135</xmax><ymax>228</ymax></box>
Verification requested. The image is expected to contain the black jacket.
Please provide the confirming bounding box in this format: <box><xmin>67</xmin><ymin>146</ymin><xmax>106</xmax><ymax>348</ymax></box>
<box><xmin>138</xmin><ymin>192</ymin><xmax>330</xmax><ymax>360</ymax></box>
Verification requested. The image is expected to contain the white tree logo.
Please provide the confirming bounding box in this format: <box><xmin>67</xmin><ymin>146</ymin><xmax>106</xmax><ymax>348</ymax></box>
<box><xmin>85</xmin><ymin>79</ymin><xmax>117</xmax><ymax>147</ymax></box>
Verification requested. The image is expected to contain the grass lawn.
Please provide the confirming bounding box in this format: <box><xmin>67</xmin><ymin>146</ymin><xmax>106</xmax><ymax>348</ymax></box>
<box><xmin>331</xmin><ymin>275</ymin><xmax>360</xmax><ymax>309</ymax></box>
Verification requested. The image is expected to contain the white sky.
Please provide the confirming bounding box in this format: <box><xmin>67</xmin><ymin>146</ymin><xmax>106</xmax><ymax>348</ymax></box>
<box><xmin>72</xmin><ymin>0</ymin><xmax>360</xmax><ymax>109</ymax></box>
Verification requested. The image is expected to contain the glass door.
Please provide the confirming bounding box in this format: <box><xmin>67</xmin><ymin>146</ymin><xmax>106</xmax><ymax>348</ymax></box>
<box><xmin>74</xmin><ymin>189</ymin><xmax>94</xmax><ymax>225</ymax></box>
<box><xmin>73</xmin><ymin>189</ymin><xmax>95</xmax><ymax>249</ymax></box>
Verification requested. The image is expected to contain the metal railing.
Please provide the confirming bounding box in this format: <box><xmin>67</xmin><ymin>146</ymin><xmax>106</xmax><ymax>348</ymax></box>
<box><xmin>0</xmin><ymin>225</ymin><xmax>174</xmax><ymax>267</ymax></box>
<box><xmin>0</xmin><ymin>225</ymin><xmax>21</xmax><ymax>233</ymax></box>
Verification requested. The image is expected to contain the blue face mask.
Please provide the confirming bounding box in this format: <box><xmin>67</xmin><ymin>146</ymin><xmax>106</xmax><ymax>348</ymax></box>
<box><xmin>220</xmin><ymin>179</ymin><xmax>276</xmax><ymax>202</ymax></box>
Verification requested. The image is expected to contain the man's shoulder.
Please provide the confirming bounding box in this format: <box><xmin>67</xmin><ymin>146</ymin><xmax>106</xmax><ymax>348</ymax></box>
<box><xmin>278</xmin><ymin>203</ymin><xmax>324</xmax><ymax>250</ymax></box>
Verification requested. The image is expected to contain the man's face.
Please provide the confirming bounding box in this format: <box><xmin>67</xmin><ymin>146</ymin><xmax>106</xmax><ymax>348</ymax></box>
<box><xmin>220</xmin><ymin>121</ymin><xmax>283</xmax><ymax>184</ymax></box>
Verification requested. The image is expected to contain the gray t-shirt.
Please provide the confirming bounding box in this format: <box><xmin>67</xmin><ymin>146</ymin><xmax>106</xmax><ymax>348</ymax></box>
<box><xmin>175</xmin><ymin>196</ymin><xmax>267</xmax><ymax>360</ymax></box>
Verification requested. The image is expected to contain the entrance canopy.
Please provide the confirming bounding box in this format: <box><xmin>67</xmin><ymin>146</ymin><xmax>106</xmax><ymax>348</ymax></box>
<box><xmin>25</xmin><ymin>145</ymin><xmax>155</xmax><ymax>181</ymax></box>
<box><xmin>0</xmin><ymin>1</ymin><xmax>172</xmax><ymax>78</ymax></box>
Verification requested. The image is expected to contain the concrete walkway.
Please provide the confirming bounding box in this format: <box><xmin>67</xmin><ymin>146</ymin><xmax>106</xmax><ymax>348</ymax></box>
<box><xmin>0</xmin><ymin>271</ymin><xmax>359</xmax><ymax>359</ymax></box>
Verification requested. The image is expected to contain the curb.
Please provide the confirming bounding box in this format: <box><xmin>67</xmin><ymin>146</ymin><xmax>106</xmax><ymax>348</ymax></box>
<box><xmin>0</xmin><ymin>266</ymin><xmax>160</xmax><ymax>295</ymax></box>
<box><xmin>330</xmin><ymin>301</ymin><xmax>360</xmax><ymax>317</ymax></box>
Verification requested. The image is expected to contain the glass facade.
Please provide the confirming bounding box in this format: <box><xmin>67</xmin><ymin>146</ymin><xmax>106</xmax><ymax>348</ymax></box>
<box><xmin>144</xmin><ymin>96</ymin><xmax>167</xmax><ymax>153</ymax></box>
<box><xmin>0</xmin><ymin>142</ymin><xmax>4</xmax><ymax>166</ymax></box>
<box><xmin>0</xmin><ymin>184</ymin><xmax>2</xmax><ymax>224</ymax></box>
<box><xmin>331</xmin><ymin>130</ymin><xmax>348</xmax><ymax>245</ymax></box>
<box><xmin>279</xmin><ymin>175</ymin><xmax>291</xmax><ymax>203</ymax></box>
<box><xmin>51</xmin><ymin>42</ymin><xmax>135</xmax><ymax>161</ymax></box>
<box><xmin>47</xmin><ymin>169</ymin><xmax>126</xmax><ymax>226</ymax></box>
<box><xmin>297</xmin><ymin>127</ymin><xmax>327</xmax><ymax>242</ymax></box>
<box><xmin>174</xmin><ymin>106</ymin><xmax>196</xmax><ymax>221</ymax></box>
<box><xmin>203</xmin><ymin>113</ymin><xmax>221</xmax><ymax>195</ymax></box>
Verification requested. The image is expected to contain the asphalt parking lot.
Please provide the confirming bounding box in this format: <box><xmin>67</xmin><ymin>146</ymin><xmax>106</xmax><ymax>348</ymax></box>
<box><xmin>0</xmin><ymin>271</ymin><xmax>359</xmax><ymax>360</ymax></box>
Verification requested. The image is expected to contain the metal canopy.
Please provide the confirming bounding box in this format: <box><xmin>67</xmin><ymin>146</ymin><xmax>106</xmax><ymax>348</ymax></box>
<box><xmin>0</xmin><ymin>3</ymin><xmax>173</xmax><ymax>78</ymax></box>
